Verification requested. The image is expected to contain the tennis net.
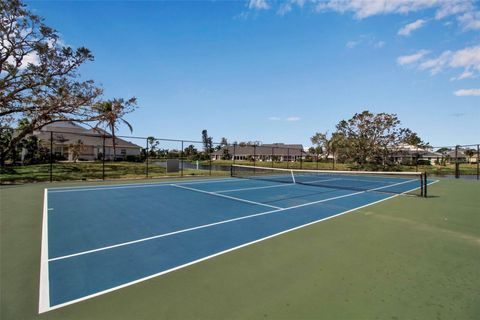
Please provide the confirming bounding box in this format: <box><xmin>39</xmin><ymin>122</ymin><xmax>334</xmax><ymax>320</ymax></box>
<box><xmin>231</xmin><ymin>165</ymin><xmax>427</xmax><ymax>197</ymax></box>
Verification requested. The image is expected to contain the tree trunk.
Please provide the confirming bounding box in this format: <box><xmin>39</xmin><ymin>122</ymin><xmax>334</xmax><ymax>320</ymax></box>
<box><xmin>3</xmin><ymin>124</ymin><xmax>35</xmax><ymax>165</ymax></box>
<box><xmin>111</xmin><ymin>125</ymin><xmax>116</xmax><ymax>161</ymax></box>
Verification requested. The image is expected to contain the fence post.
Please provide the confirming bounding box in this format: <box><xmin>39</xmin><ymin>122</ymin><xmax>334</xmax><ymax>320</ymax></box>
<box><xmin>102</xmin><ymin>135</ymin><xmax>106</xmax><ymax>180</ymax></box>
<box><xmin>209</xmin><ymin>149</ymin><xmax>212</xmax><ymax>176</ymax></box>
<box><xmin>316</xmin><ymin>153</ymin><xmax>319</xmax><ymax>170</ymax></box>
<box><xmin>477</xmin><ymin>144</ymin><xmax>479</xmax><ymax>180</ymax></box>
<box><xmin>287</xmin><ymin>148</ymin><xmax>290</xmax><ymax>169</ymax></box>
<box><xmin>181</xmin><ymin>140</ymin><xmax>184</xmax><ymax>177</ymax></box>
<box><xmin>300</xmin><ymin>149</ymin><xmax>303</xmax><ymax>169</ymax></box>
<box><xmin>49</xmin><ymin>131</ymin><xmax>53</xmax><ymax>182</ymax></box>
<box><xmin>272</xmin><ymin>147</ymin><xmax>274</xmax><ymax>168</ymax></box>
<box><xmin>146</xmin><ymin>138</ymin><xmax>149</xmax><ymax>178</ymax></box>
<box><xmin>455</xmin><ymin>145</ymin><xmax>459</xmax><ymax>179</ymax></box>
<box><xmin>233</xmin><ymin>143</ymin><xmax>236</xmax><ymax>165</ymax></box>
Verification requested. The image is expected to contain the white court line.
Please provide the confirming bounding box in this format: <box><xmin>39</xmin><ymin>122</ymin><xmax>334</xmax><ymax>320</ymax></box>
<box><xmin>171</xmin><ymin>184</ymin><xmax>283</xmax><ymax>210</ymax></box>
<box><xmin>41</xmin><ymin>179</ymin><xmax>439</xmax><ymax>313</ymax></box>
<box><xmin>48</xmin><ymin>178</ymin><xmax>418</xmax><ymax>262</ymax></box>
<box><xmin>38</xmin><ymin>189</ymin><xmax>50</xmax><ymax>313</ymax></box>
<box><xmin>48</xmin><ymin>178</ymin><xmax>241</xmax><ymax>193</ymax></box>
<box><xmin>215</xmin><ymin>183</ymin><xmax>292</xmax><ymax>193</ymax></box>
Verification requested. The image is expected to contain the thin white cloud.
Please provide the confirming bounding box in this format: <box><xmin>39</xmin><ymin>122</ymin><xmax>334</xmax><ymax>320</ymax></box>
<box><xmin>268</xmin><ymin>116</ymin><xmax>281</xmax><ymax>121</ymax></box>
<box><xmin>286</xmin><ymin>116</ymin><xmax>301</xmax><ymax>121</ymax></box>
<box><xmin>277</xmin><ymin>3</ymin><xmax>292</xmax><ymax>16</ymax></box>
<box><xmin>398</xmin><ymin>19</ymin><xmax>427</xmax><ymax>36</ymax></box>
<box><xmin>397</xmin><ymin>50</ymin><xmax>430</xmax><ymax>66</ymax></box>
<box><xmin>5</xmin><ymin>50</ymin><xmax>40</xmax><ymax>69</ymax></box>
<box><xmin>419</xmin><ymin>45</ymin><xmax>480</xmax><ymax>76</ymax></box>
<box><xmin>346</xmin><ymin>40</ymin><xmax>359</xmax><ymax>49</ymax></box>
<box><xmin>451</xmin><ymin>70</ymin><xmax>474</xmax><ymax>81</ymax></box>
<box><xmin>316</xmin><ymin>0</ymin><xmax>441</xmax><ymax>19</ymax></box>
<box><xmin>454</xmin><ymin>88</ymin><xmax>480</xmax><ymax>96</ymax></box>
<box><xmin>435</xmin><ymin>0</ymin><xmax>474</xmax><ymax>19</ymax></box>
<box><xmin>245</xmin><ymin>0</ymin><xmax>479</xmax><ymax>35</ymax></box>
<box><xmin>248</xmin><ymin>0</ymin><xmax>269</xmax><ymax>10</ymax></box>
<box><xmin>458</xmin><ymin>11</ymin><xmax>480</xmax><ymax>30</ymax></box>
<box><xmin>277</xmin><ymin>0</ymin><xmax>306</xmax><ymax>15</ymax></box>
<box><xmin>345</xmin><ymin>35</ymin><xmax>385</xmax><ymax>49</ymax></box>
<box><xmin>268</xmin><ymin>116</ymin><xmax>301</xmax><ymax>121</ymax></box>
<box><xmin>419</xmin><ymin>51</ymin><xmax>452</xmax><ymax>75</ymax></box>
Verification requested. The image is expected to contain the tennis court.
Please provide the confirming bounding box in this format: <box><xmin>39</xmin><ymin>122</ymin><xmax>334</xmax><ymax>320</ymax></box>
<box><xmin>40</xmin><ymin>166</ymin><xmax>434</xmax><ymax>313</ymax></box>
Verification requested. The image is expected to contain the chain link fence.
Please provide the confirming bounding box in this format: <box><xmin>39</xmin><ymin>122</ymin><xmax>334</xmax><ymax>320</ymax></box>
<box><xmin>0</xmin><ymin>127</ymin><xmax>478</xmax><ymax>183</ymax></box>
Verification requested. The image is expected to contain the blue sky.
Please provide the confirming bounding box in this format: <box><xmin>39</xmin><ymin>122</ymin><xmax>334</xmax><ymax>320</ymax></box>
<box><xmin>26</xmin><ymin>0</ymin><xmax>479</xmax><ymax>147</ymax></box>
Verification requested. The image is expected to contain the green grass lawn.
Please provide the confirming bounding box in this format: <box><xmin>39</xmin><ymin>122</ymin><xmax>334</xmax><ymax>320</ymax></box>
<box><xmin>1</xmin><ymin>160</ymin><xmax>478</xmax><ymax>183</ymax></box>
<box><xmin>0</xmin><ymin>162</ymin><xmax>229</xmax><ymax>183</ymax></box>
<box><xmin>1</xmin><ymin>179</ymin><xmax>479</xmax><ymax>319</ymax></box>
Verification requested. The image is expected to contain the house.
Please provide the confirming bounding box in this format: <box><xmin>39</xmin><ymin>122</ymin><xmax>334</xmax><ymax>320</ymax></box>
<box><xmin>388</xmin><ymin>144</ymin><xmax>443</xmax><ymax>165</ymax></box>
<box><xmin>444</xmin><ymin>149</ymin><xmax>467</xmax><ymax>163</ymax></box>
<box><xmin>467</xmin><ymin>151</ymin><xmax>479</xmax><ymax>164</ymax></box>
<box><xmin>33</xmin><ymin>122</ymin><xmax>142</xmax><ymax>161</ymax></box>
<box><xmin>211</xmin><ymin>143</ymin><xmax>305</xmax><ymax>161</ymax></box>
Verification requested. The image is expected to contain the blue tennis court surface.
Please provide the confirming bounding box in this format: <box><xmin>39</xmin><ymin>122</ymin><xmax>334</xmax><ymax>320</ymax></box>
<box><xmin>39</xmin><ymin>175</ymin><xmax>429</xmax><ymax>312</ymax></box>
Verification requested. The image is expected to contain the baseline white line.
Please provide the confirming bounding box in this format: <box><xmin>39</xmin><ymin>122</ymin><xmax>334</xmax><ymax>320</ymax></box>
<box><xmin>48</xmin><ymin>178</ymin><xmax>416</xmax><ymax>262</ymax></box>
<box><xmin>38</xmin><ymin>189</ymin><xmax>50</xmax><ymax>313</ymax></box>
<box><xmin>42</xmin><ymin>180</ymin><xmax>436</xmax><ymax>313</ymax></box>
<box><xmin>48</xmin><ymin>177</ymin><xmax>241</xmax><ymax>193</ymax></box>
<box><xmin>171</xmin><ymin>184</ymin><xmax>283</xmax><ymax>210</ymax></box>
<box><xmin>215</xmin><ymin>183</ymin><xmax>292</xmax><ymax>193</ymax></box>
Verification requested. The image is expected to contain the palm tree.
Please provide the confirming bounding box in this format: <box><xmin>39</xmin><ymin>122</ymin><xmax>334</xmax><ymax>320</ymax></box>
<box><xmin>94</xmin><ymin>98</ymin><xmax>137</xmax><ymax>160</ymax></box>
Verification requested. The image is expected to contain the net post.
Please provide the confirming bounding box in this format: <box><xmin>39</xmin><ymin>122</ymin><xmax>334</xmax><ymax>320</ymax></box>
<box><xmin>230</xmin><ymin>164</ymin><xmax>233</xmax><ymax>177</ymax></box>
<box><xmin>253</xmin><ymin>144</ymin><xmax>256</xmax><ymax>168</ymax></box>
<box><xmin>420</xmin><ymin>172</ymin><xmax>424</xmax><ymax>197</ymax></box>
<box><xmin>49</xmin><ymin>131</ymin><xmax>53</xmax><ymax>182</ymax></box>
<box><xmin>423</xmin><ymin>172</ymin><xmax>428</xmax><ymax>197</ymax></box>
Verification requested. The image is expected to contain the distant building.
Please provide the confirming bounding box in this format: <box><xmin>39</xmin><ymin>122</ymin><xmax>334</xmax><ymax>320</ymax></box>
<box><xmin>444</xmin><ymin>149</ymin><xmax>467</xmax><ymax>163</ymax></box>
<box><xmin>33</xmin><ymin>122</ymin><xmax>142</xmax><ymax>161</ymax></box>
<box><xmin>390</xmin><ymin>150</ymin><xmax>442</xmax><ymax>165</ymax></box>
<box><xmin>211</xmin><ymin>143</ymin><xmax>305</xmax><ymax>161</ymax></box>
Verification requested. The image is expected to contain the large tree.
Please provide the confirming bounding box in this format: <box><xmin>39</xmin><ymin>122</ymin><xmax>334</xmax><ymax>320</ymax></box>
<box><xmin>335</xmin><ymin>111</ymin><xmax>424</xmax><ymax>167</ymax></box>
<box><xmin>310</xmin><ymin>131</ymin><xmax>345</xmax><ymax>165</ymax></box>
<box><xmin>1</xmin><ymin>0</ymin><xmax>103</xmax><ymax>161</ymax></box>
<box><xmin>94</xmin><ymin>98</ymin><xmax>136</xmax><ymax>160</ymax></box>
